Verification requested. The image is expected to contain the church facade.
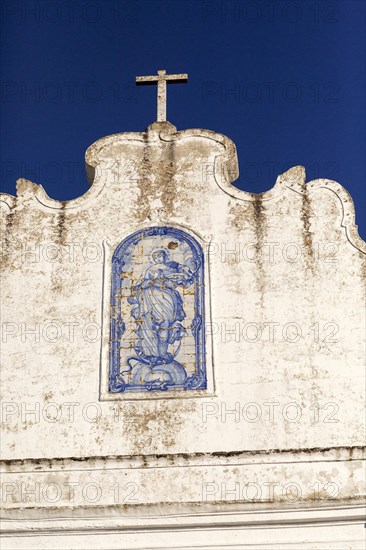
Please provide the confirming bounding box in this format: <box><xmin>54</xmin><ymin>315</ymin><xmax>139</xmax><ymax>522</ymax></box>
<box><xmin>1</xmin><ymin>72</ymin><xmax>365</xmax><ymax>549</ymax></box>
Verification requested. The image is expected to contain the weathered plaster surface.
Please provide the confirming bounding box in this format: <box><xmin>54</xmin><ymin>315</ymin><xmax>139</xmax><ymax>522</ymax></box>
<box><xmin>1</xmin><ymin>121</ymin><xmax>365</xmax><ymax>547</ymax></box>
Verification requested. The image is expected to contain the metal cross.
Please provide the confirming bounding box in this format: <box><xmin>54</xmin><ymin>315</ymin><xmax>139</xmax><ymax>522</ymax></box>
<box><xmin>136</xmin><ymin>69</ymin><xmax>188</xmax><ymax>122</ymax></box>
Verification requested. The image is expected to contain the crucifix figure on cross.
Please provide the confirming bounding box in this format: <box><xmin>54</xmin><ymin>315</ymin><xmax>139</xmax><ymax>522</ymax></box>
<box><xmin>136</xmin><ymin>69</ymin><xmax>188</xmax><ymax>122</ymax></box>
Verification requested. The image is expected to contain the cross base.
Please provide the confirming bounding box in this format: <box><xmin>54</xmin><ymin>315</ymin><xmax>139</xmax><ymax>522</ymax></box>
<box><xmin>146</xmin><ymin>121</ymin><xmax>177</xmax><ymax>133</ymax></box>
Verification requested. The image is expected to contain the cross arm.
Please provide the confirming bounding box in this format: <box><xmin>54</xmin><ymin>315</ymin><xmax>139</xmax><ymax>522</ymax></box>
<box><xmin>165</xmin><ymin>73</ymin><xmax>188</xmax><ymax>84</ymax></box>
<box><xmin>136</xmin><ymin>73</ymin><xmax>188</xmax><ymax>85</ymax></box>
<box><xmin>136</xmin><ymin>75</ymin><xmax>160</xmax><ymax>85</ymax></box>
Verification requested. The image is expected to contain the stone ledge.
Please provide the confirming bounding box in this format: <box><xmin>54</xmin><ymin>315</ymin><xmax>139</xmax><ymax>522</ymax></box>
<box><xmin>1</xmin><ymin>502</ymin><xmax>365</xmax><ymax>550</ymax></box>
<box><xmin>1</xmin><ymin>447</ymin><xmax>364</xmax><ymax>512</ymax></box>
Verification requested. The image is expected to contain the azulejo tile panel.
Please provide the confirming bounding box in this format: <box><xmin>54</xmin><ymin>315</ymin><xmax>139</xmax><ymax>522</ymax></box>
<box><xmin>109</xmin><ymin>227</ymin><xmax>206</xmax><ymax>393</ymax></box>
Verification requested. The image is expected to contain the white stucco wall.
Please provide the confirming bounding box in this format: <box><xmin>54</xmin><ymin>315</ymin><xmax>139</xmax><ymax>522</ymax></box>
<box><xmin>1</xmin><ymin>121</ymin><xmax>365</xmax><ymax>548</ymax></box>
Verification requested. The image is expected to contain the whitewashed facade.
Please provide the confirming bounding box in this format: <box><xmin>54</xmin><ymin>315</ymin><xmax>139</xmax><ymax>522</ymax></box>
<box><xmin>1</xmin><ymin>119</ymin><xmax>365</xmax><ymax>549</ymax></box>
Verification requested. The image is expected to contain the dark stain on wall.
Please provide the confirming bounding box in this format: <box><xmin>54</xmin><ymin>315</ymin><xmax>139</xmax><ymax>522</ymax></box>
<box><xmin>253</xmin><ymin>195</ymin><xmax>266</xmax><ymax>310</ymax></box>
<box><xmin>300</xmin><ymin>186</ymin><xmax>315</xmax><ymax>274</ymax></box>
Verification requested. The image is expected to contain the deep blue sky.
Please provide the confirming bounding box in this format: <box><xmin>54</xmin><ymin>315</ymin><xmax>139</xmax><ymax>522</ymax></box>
<box><xmin>1</xmin><ymin>0</ymin><xmax>365</xmax><ymax>239</ymax></box>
